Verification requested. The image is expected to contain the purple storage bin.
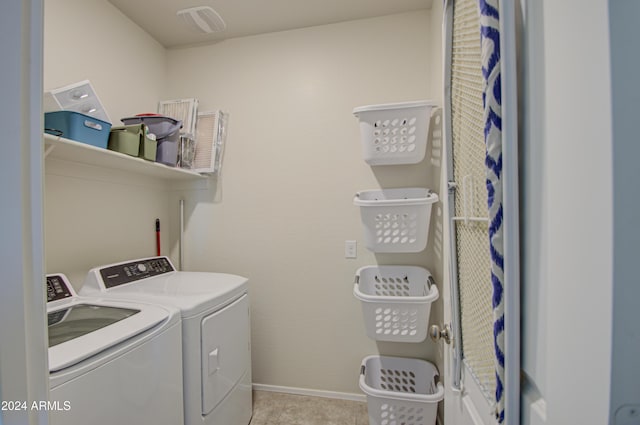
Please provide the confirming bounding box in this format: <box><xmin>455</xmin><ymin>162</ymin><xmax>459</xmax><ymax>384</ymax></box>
<box><xmin>121</xmin><ymin>114</ymin><xmax>182</xmax><ymax>166</ymax></box>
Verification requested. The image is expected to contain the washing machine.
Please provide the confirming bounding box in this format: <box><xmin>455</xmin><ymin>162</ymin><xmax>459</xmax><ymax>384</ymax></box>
<box><xmin>80</xmin><ymin>256</ymin><xmax>252</xmax><ymax>425</ymax></box>
<box><xmin>46</xmin><ymin>273</ymin><xmax>184</xmax><ymax>425</ymax></box>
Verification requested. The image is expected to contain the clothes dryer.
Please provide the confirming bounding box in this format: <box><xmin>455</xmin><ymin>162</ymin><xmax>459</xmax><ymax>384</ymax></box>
<box><xmin>46</xmin><ymin>273</ymin><xmax>183</xmax><ymax>425</ymax></box>
<box><xmin>80</xmin><ymin>256</ymin><xmax>252</xmax><ymax>425</ymax></box>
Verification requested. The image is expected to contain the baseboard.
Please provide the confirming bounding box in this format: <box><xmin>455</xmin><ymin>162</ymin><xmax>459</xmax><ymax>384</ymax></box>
<box><xmin>252</xmin><ymin>383</ymin><xmax>367</xmax><ymax>403</ymax></box>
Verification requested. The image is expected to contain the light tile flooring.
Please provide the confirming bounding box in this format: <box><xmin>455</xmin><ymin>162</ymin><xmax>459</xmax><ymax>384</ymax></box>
<box><xmin>250</xmin><ymin>390</ymin><xmax>369</xmax><ymax>425</ymax></box>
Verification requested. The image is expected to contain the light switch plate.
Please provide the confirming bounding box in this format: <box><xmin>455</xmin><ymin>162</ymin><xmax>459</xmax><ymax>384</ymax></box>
<box><xmin>345</xmin><ymin>240</ymin><xmax>357</xmax><ymax>259</ymax></box>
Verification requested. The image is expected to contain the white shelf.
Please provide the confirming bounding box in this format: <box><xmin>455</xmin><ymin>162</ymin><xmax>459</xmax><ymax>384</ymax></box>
<box><xmin>43</xmin><ymin>133</ymin><xmax>206</xmax><ymax>181</ymax></box>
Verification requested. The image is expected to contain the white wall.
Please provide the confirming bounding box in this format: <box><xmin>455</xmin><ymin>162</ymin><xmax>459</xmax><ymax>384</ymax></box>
<box><xmin>429</xmin><ymin>1</ymin><xmax>444</xmax><ymax>107</ymax></box>
<box><xmin>44</xmin><ymin>0</ymin><xmax>166</xmax><ymax>122</ymax></box>
<box><xmin>164</xmin><ymin>11</ymin><xmax>443</xmax><ymax>394</ymax></box>
<box><xmin>43</xmin><ymin>0</ymin><xmax>171</xmax><ymax>286</ymax></box>
<box><xmin>520</xmin><ymin>0</ymin><xmax>613</xmax><ymax>424</ymax></box>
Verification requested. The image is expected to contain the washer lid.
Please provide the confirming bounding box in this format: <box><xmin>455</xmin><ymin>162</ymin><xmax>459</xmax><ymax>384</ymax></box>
<box><xmin>86</xmin><ymin>271</ymin><xmax>248</xmax><ymax>318</ymax></box>
<box><xmin>47</xmin><ymin>299</ymin><xmax>169</xmax><ymax>372</ymax></box>
<box><xmin>82</xmin><ymin>258</ymin><xmax>249</xmax><ymax>317</ymax></box>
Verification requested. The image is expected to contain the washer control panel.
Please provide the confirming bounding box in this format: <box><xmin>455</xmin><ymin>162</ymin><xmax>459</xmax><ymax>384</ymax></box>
<box><xmin>99</xmin><ymin>257</ymin><xmax>175</xmax><ymax>288</ymax></box>
<box><xmin>47</xmin><ymin>275</ymin><xmax>74</xmax><ymax>302</ymax></box>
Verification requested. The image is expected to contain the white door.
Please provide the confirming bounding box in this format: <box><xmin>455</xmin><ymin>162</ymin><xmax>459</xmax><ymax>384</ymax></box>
<box><xmin>201</xmin><ymin>294</ymin><xmax>251</xmax><ymax>416</ymax></box>
<box><xmin>439</xmin><ymin>0</ymin><xmax>519</xmax><ymax>424</ymax></box>
<box><xmin>0</xmin><ymin>1</ymin><xmax>49</xmax><ymax>424</ymax></box>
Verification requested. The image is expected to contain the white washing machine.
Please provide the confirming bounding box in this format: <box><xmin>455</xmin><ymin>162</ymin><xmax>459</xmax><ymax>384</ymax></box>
<box><xmin>80</xmin><ymin>256</ymin><xmax>252</xmax><ymax>425</ymax></box>
<box><xmin>46</xmin><ymin>273</ymin><xmax>184</xmax><ymax>425</ymax></box>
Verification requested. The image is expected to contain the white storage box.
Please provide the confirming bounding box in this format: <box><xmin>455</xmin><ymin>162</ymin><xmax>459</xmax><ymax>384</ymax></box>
<box><xmin>354</xmin><ymin>266</ymin><xmax>439</xmax><ymax>342</ymax></box>
<box><xmin>44</xmin><ymin>80</ymin><xmax>111</xmax><ymax>123</ymax></box>
<box><xmin>360</xmin><ymin>355</ymin><xmax>444</xmax><ymax>425</ymax></box>
<box><xmin>354</xmin><ymin>188</ymin><xmax>438</xmax><ymax>253</ymax></box>
<box><xmin>353</xmin><ymin>101</ymin><xmax>436</xmax><ymax>165</ymax></box>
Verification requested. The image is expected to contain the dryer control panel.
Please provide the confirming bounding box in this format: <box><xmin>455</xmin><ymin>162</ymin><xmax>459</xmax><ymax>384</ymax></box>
<box><xmin>100</xmin><ymin>257</ymin><xmax>175</xmax><ymax>288</ymax></box>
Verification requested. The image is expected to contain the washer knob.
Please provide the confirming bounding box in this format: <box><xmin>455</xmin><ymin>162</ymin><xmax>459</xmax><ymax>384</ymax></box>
<box><xmin>137</xmin><ymin>263</ymin><xmax>147</xmax><ymax>272</ymax></box>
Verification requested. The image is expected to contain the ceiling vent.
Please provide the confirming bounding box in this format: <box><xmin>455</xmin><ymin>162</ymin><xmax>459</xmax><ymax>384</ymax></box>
<box><xmin>177</xmin><ymin>6</ymin><xmax>226</xmax><ymax>34</ymax></box>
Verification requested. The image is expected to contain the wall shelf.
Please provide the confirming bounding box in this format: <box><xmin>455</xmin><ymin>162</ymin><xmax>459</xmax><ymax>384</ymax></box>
<box><xmin>43</xmin><ymin>133</ymin><xmax>207</xmax><ymax>181</ymax></box>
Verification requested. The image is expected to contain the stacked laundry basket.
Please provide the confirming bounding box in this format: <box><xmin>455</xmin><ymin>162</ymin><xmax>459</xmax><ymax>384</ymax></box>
<box><xmin>352</xmin><ymin>101</ymin><xmax>444</xmax><ymax>425</ymax></box>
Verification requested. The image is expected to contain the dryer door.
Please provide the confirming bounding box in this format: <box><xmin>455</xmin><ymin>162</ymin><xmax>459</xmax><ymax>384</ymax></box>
<box><xmin>201</xmin><ymin>294</ymin><xmax>250</xmax><ymax>415</ymax></box>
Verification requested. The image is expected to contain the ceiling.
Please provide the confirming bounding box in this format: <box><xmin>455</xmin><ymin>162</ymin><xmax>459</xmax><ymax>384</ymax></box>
<box><xmin>108</xmin><ymin>0</ymin><xmax>433</xmax><ymax>49</ymax></box>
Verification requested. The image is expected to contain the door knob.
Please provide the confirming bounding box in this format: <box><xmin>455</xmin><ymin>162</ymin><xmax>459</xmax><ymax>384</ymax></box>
<box><xmin>429</xmin><ymin>324</ymin><xmax>452</xmax><ymax>344</ymax></box>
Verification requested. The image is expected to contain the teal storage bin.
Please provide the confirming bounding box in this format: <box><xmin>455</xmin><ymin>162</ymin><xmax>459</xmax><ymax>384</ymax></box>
<box><xmin>108</xmin><ymin>124</ymin><xmax>157</xmax><ymax>161</ymax></box>
<box><xmin>45</xmin><ymin>111</ymin><xmax>111</xmax><ymax>148</ymax></box>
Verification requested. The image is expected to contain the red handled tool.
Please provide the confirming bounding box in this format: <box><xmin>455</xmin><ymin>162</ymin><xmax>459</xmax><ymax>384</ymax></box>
<box><xmin>156</xmin><ymin>218</ymin><xmax>161</xmax><ymax>256</ymax></box>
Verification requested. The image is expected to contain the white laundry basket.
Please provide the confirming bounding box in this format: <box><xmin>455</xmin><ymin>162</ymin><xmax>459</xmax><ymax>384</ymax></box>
<box><xmin>354</xmin><ymin>188</ymin><xmax>438</xmax><ymax>253</ymax></box>
<box><xmin>353</xmin><ymin>100</ymin><xmax>436</xmax><ymax>165</ymax></box>
<box><xmin>359</xmin><ymin>355</ymin><xmax>444</xmax><ymax>425</ymax></box>
<box><xmin>354</xmin><ymin>266</ymin><xmax>439</xmax><ymax>343</ymax></box>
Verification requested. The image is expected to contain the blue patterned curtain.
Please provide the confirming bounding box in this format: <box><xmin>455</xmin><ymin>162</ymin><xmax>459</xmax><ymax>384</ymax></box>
<box><xmin>478</xmin><ymin>0</ymin><xmax>505</xmax><ymax>422</ymax></box>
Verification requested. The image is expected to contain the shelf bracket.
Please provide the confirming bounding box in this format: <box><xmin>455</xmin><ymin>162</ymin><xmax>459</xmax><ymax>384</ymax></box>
<box><xmin>44</xmin><ymin>142</ymin><xmax>56</xmax><ymax>159</ymax></box>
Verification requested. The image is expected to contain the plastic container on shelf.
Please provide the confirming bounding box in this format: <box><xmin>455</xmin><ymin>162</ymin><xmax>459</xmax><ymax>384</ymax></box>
<box><xmin>178</xmin><ymin>135</ymin><xmax>196</xmax><ymax>169</ymax></box>
<box><xmin>359</xmin><ymin>355</ymin><xmax>444</xmax><ymax>425</ymax></box>
<box><xmin>353</xmin><ymin>100</ymin><xmax>436</xmax><ymax>165</ymax></box>
<box><xmin>354</xmin><ymin>265</ymin><xmax>439</xmax><ymax>343</ymax></box>
<box><xmin>44</xmin><ymin>111</ymin><xmax>111</xmax><ymax>149</ymax></box>
<box><xmin>353</xmin><ymin>188</ymin><xmax>438</xmax><ymax>253</ymax></box>
<box><xmin>108</xmin><ymin>124</ymin><xmax>157</xmax><ymax>161</ymax></box>
<box><xmin>121</xmin><ymin>114</ymin><xmax>182</xmax><ymax>166</ymax></box>
<box><xmin>44</xmin><ymin>80</ymin><xmax>111</xmax><ymax>123</ymax></box>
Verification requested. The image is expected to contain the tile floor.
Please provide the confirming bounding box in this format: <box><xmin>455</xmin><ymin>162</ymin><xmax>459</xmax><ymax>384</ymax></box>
<box><xmin>250</xmin><ymin>390</ymin><xmax>369</xmax><ymax>425</ymax></box>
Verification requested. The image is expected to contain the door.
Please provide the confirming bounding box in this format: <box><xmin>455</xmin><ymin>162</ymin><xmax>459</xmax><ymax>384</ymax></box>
<box><xmin>440</xmin><ymin>0</ymin><xmax>519</xmax><ymax>424</ymax></box>
<box><xmin>0</xmin><ymin>1</ymin><xmax>49</xmax><ymax>424</ymax></box>
<box><xmin>201</xmin><ymin>294</ymin><xmax>250</xmax><ymax>416</ymax></box>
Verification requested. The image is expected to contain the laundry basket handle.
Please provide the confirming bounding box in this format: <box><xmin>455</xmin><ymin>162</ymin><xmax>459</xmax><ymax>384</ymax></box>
<box><xmin>427</xmin><ymin>275</ymin><xmax>435</xmax><ymax>290</ymax></box>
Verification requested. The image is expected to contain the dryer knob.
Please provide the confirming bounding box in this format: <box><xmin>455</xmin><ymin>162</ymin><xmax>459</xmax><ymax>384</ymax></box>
<box><xmin>137</xmin><ymin>263</ymin><xmax>147</xmax><ymax>272</ymax></box>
